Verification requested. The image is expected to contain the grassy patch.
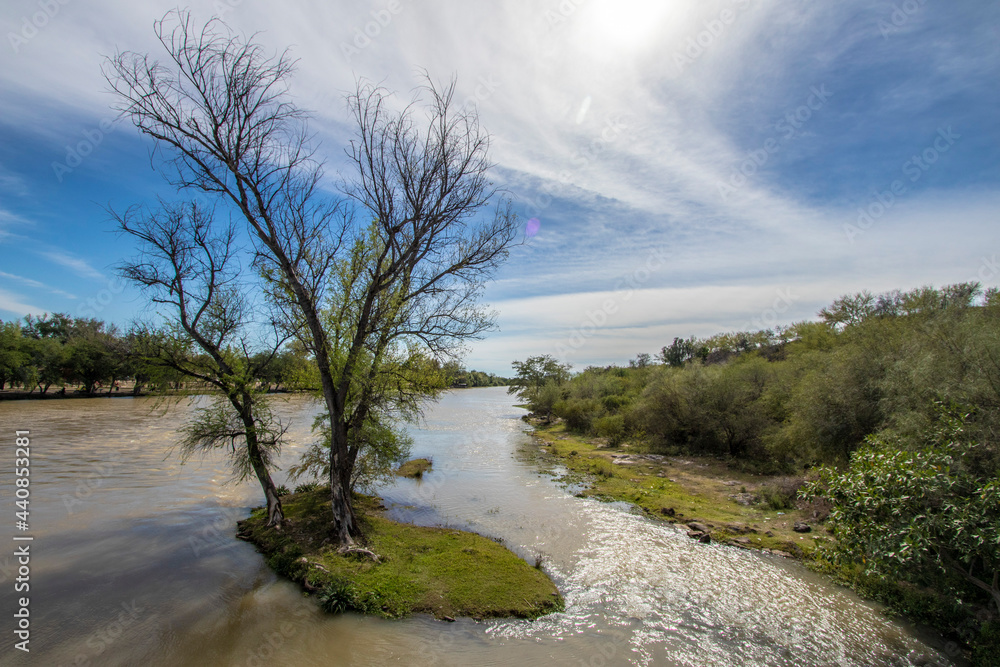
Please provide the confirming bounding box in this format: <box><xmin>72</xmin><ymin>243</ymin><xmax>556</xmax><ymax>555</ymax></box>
<box><xmin>237</xmin><ymin>489</ymin><xmax>563</xmax><ymax>620</ymax></box>
<box><xmin>395</xmin><ymin>458</ymin><xmax>433</xmax><ymax>479</ymax></box>
<box><xmin>528</xmin><ymin>420</ymin><xmax>826</xmax><ymax>558</ymax></box>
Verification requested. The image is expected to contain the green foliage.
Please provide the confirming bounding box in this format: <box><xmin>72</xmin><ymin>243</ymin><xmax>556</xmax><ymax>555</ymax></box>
<box><xmin>521</xmin><ymin>282</ymin><xmax>1000</xmax><ymax>474</ymax></box>
<box><xmin>0</xmin><ymin>314</ymin><xmax>153</xmax><ymax>394</ymax></box>
<box><xmin>805</xmin><ymin>405</ymin><xmax>1000</xmax><ymax>611</ymax></box>
<box><xmin>592</xmin><ymin>414</ymin><xmax>626</xmax><ymax>446</ymax></box>
<box><xmin>288</xmin><ymin>410</ymin><xmax>414</xmax><ymax>493</ymax></box>
<box><xmin>660</xmin><ymin>336</ymin><xmax>696</xmax><ymax>367</ymax></box>
<box><xmin>318</xmin><ymin>576</ymin><xmax>354</xmax><ymax>614</ymax></box>
<box><xmin>508</xmin><ymin>355</ymin><xmax>571</xmax><ymax>417</ymax></box>
<box><xmin>0</xmin><ymin>321</ymin><xmax>27</xmax><ymax>390</ymax></box>
<box><xmin>555</xmin><ymin>397</ymin><xmax>600</xmax><ymax>432</ymax></box>
<box><xmin>439</xmin><ymin>360</ymin><xmax>509</xmax><ymax>387</ymax></box>
<box><xmin>974</xmin><ymin>620</ymin><xmax>1000</xmax><ymax>666</ymax></box>
<box><xmin>294</xmin><ymin>481</ymin><xmax>322</xmax><ymax>494</ymax></box>
<box><xmin>177</xmin><ymin>390</ymin><xmax>286</xmax><ymax>484</ymax></box>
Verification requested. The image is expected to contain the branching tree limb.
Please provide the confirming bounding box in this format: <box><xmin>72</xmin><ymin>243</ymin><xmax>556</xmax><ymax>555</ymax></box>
<box><xmin>106</xmin><ymin>11</ymin><xmax>519</xmax><ymax>545</ymax></box>
<box><xmin>115</xmin><ymin>200</ymin><xmax>288</xmax><ymax>527</ymax></box>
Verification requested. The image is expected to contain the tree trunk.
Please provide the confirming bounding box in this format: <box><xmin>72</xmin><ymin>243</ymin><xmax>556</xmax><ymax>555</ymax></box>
<box><xmin>239</xmin><ymin>401</ymin><xmax>284</xmax><ymax>528</ymax></box>
<box><xmin>248</xmin><ymin>445</ymin><xmax>284</xmax><ymax>528</ymax></box>
<box><xmin>328</xmin><ymin>420</ymin><xmax>358</xmax><ymax>544</ymax></box>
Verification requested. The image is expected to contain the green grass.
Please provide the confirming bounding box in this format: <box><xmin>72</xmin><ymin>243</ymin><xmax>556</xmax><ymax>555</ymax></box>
<box><xmin>395</xmin><ymin>458</ymin><xmax>433</xmax><ymax>479</ymax></box>
<box><xmin>238</xmin><ymin>490</ymin><xmax>563</xmax><ymax>620</ymax></box>
<box><xmin>530</xmin><ymin>421</ymin><xmax>826</xmax><ymax>558</ymax></box>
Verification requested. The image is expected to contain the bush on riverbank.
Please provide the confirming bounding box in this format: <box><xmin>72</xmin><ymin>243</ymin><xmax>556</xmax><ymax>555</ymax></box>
<box><xmin>517</xmin><ymin>284</ymin><xmax>1000</xmax><ymax>476</ymax></box>
<box><xmin>237</xmin><ymin>489</ymin><xmax>563</xmax><ymax>620</ymax></box>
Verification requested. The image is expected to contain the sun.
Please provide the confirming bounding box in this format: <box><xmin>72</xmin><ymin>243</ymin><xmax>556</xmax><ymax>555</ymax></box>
<box><xmin>575</xmin><ymin>0</ymin><xmax>689</xmax><ymax>54</ymax></box>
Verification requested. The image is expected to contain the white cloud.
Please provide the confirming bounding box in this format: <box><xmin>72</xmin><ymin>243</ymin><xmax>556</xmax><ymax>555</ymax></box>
<box><xmin>0</xmin><ymin>288</ymin><xmax>43</xmax><ymax>319</ymax></box>
<box><xmin>0</xmin><ymin>0</ymin><xmax>995</xmax><ymax>370</ymax></box>
<box><xmin>0</xmin><ymin>271</ymin><xmax>77</xmax><ymax>299</ymax></box>
<box><xmin>39</xmin><ymin>250</ymin><xmax>106</xmax><ymax>281</ymax></box>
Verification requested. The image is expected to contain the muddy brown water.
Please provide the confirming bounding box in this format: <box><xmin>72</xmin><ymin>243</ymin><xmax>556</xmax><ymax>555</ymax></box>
<box><xmin>0</xmin><ymin>387</ymin><xmax>955</xmax><ymax>666</ymax></box>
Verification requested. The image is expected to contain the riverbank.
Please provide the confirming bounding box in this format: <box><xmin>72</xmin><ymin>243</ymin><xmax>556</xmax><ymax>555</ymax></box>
<box><xmin>237</xmin><ymin>489</ymin><xmax>564</xmax><ymax>620</ymax></box>
<box><xmin>524</xmin><ymin>418</ymin><xmax>829</xmax><ymax>559</ymax></box>
<box><xmin>525</xmin><ymin>418</ymin><xmax>1000</xmax><ymax>661</ymax></box>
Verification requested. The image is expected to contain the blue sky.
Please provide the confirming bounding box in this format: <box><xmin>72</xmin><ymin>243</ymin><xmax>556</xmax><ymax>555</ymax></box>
<box><xmin>1</xmin><ymin>0</ymin><xmax>998</xmax><ymax>375</ymax></box>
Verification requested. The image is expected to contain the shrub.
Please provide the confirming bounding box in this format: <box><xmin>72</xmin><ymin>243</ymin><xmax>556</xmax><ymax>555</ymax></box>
<box><xmin>294</xmin><ymin>481</ymin><xmax>321</xmax><ymax>494</ymax></box>
<box><xmin>554</xmin><ymin>397</ymin><xmax>601</xmax><ymax>432</ymax></box>
<box><xmin>757</xmin><ymin>476</ymin><xmax>804</xmax><ymax>510</ymax></box>
<box><xmin>319</xmin><ymin>576</ymin><xmax>354</xmax><ymax>614</ymax></box>
<box><xmin>593</xmin><ymin>414</ymin><xmax>626</xmax><ymax>446</ymax></box>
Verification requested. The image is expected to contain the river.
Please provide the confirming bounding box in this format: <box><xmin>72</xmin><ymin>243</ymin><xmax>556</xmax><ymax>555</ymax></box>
<box><xmin>0</xmin><ymin>387</ymin><xmax>954</xmax><ymax>666</ymax></box>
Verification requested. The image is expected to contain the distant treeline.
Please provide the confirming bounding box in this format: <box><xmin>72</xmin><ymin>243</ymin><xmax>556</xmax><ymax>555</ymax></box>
<box><xmin>513</xmin><ymin>282</ymin><xmax>1000</xmax><ymax>472</ymax></box>
<box><xmin>0</xmin><ymin>313</ymin><xmax>317</xmax><ymax>395</ymax></box>
<box><xmin>0</xmin><ymin>313</ymin><xmax>501</xmax><ymax>396</ymax></box>
<box><xmin>440</xmin><ymin>360</ymin><xmax>509</xmax><ymax>388</ymax></box>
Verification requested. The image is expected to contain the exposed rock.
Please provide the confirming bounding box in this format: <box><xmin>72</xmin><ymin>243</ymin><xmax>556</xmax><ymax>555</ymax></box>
<box><xmin>732</xmin><ymin>537</ymin><xmax>751</xmax><ymax>545</ymax></box>
<box><xmin>687</xmin><ymin>521</ymin><xmax>711</xmax><ymax>533</ymax></box>
<box><xmin>698</xmin><ymin>533</ymin><xmax>711</xmax><ymax>544</ymax></box>
<box><xmin>793</xmin><ymin>522</ymin><xmax>812</xmax><ymax>533</ymax></box>
<box><xmin>610</xmin><ymin>454</ymin><xmax>669</xmax><ymax>465</ymax></box>
<box><xmin>728</xmin><ymin>492</ymin><xmax>757</xmax><ymax>506</ymax></box>
<box><xmin>686</xmin><ymin>530</ymin><xmax>705</xmax><ymax>540</ymax></box>
<box><xmin>659</xmin><ymin>506</ymin><xmax>676</xmax><ymax>517</ymax></box>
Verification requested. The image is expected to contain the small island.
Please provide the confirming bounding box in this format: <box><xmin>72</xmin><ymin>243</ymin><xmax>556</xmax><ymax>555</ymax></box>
<box><xmin>395</xmin><ymin>457</ymin><xmax>433</xmax><ymax>478</ymax></box>
<box><xmin>238</xmin><ymin>489</ymin><xmax>563</xmax><ymax>620</ymax></box>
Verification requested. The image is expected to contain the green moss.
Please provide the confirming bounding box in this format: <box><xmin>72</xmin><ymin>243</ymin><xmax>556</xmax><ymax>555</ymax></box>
<box><xmin>395</xmin><ymin>458</ymin><xmax>433</xmax><ymax>478</ymax></box>
<box><xmin>238</xmin><ymin>490</ymin><xmax>563</xmax><ymax>620</ymax></box>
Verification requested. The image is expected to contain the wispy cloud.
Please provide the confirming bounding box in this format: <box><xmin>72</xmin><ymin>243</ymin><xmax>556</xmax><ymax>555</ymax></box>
<box><xmin>0</xmin><ymin>207</ymin><xmax>29</xmax><ymax>227</ymax></box>
<box><xmin>0</xmin><ymin>270</ymin><xmax>77</xmax><ymax>299</ymax></box>
<box><xmin>0</xmin><ymin>0</ymin><xmax>996</xmax><ymax>372</ymax></box>
<box><xmin>0</xmin><ymin>288</ymin><xmax>43</xmax><ymax>318</ymax></box>
<box><xmin>40</xmin><ymin>250</ymin><xmax>105</xmax><ymax>281</ymax></box>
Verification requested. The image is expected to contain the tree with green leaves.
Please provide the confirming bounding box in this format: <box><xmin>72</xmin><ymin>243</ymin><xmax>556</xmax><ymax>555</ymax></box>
<box><xmin>805</xmin><ymin>405</ymin><xmax>1000</xmax><ymax>611</ymax></box>
<box><xmin>660</xmin><ymin>336</ymin><xmax>696</xmax><ymax>367</ymax></box>
<box><xmin>107</xmin><ymin>11</ymin><xmax>519</xmax><ymax>545</ymax></box>
<box><xmin>0</xmin><ymin>321</ymin><xmax>27</xmax><ymax>390</ymax></box>
<box><xmin>65</xmin><ymin>322</ymin><xmax>119</xmax><ymax>394</ymax></box>
<box><xmin>508</xmin><ymin>355</ymin><xmax>572</xmax><ymax>420</ymax></box>
<box><xmin>21</xmin><ymin>337</ymin><xmax>66</xmax><ymax>393</ymax></box>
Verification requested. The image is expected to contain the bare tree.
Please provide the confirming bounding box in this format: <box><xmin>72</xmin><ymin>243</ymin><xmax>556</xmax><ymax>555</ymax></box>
<box><xmin>115</xmin><ymin>200</ymin><xmax>287</xmax><ymax>527</ymax></box>
<box><xmin>106</xmin><ymin>11</ymin><xmax>519</xmax><ymax>545</ymax></box>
